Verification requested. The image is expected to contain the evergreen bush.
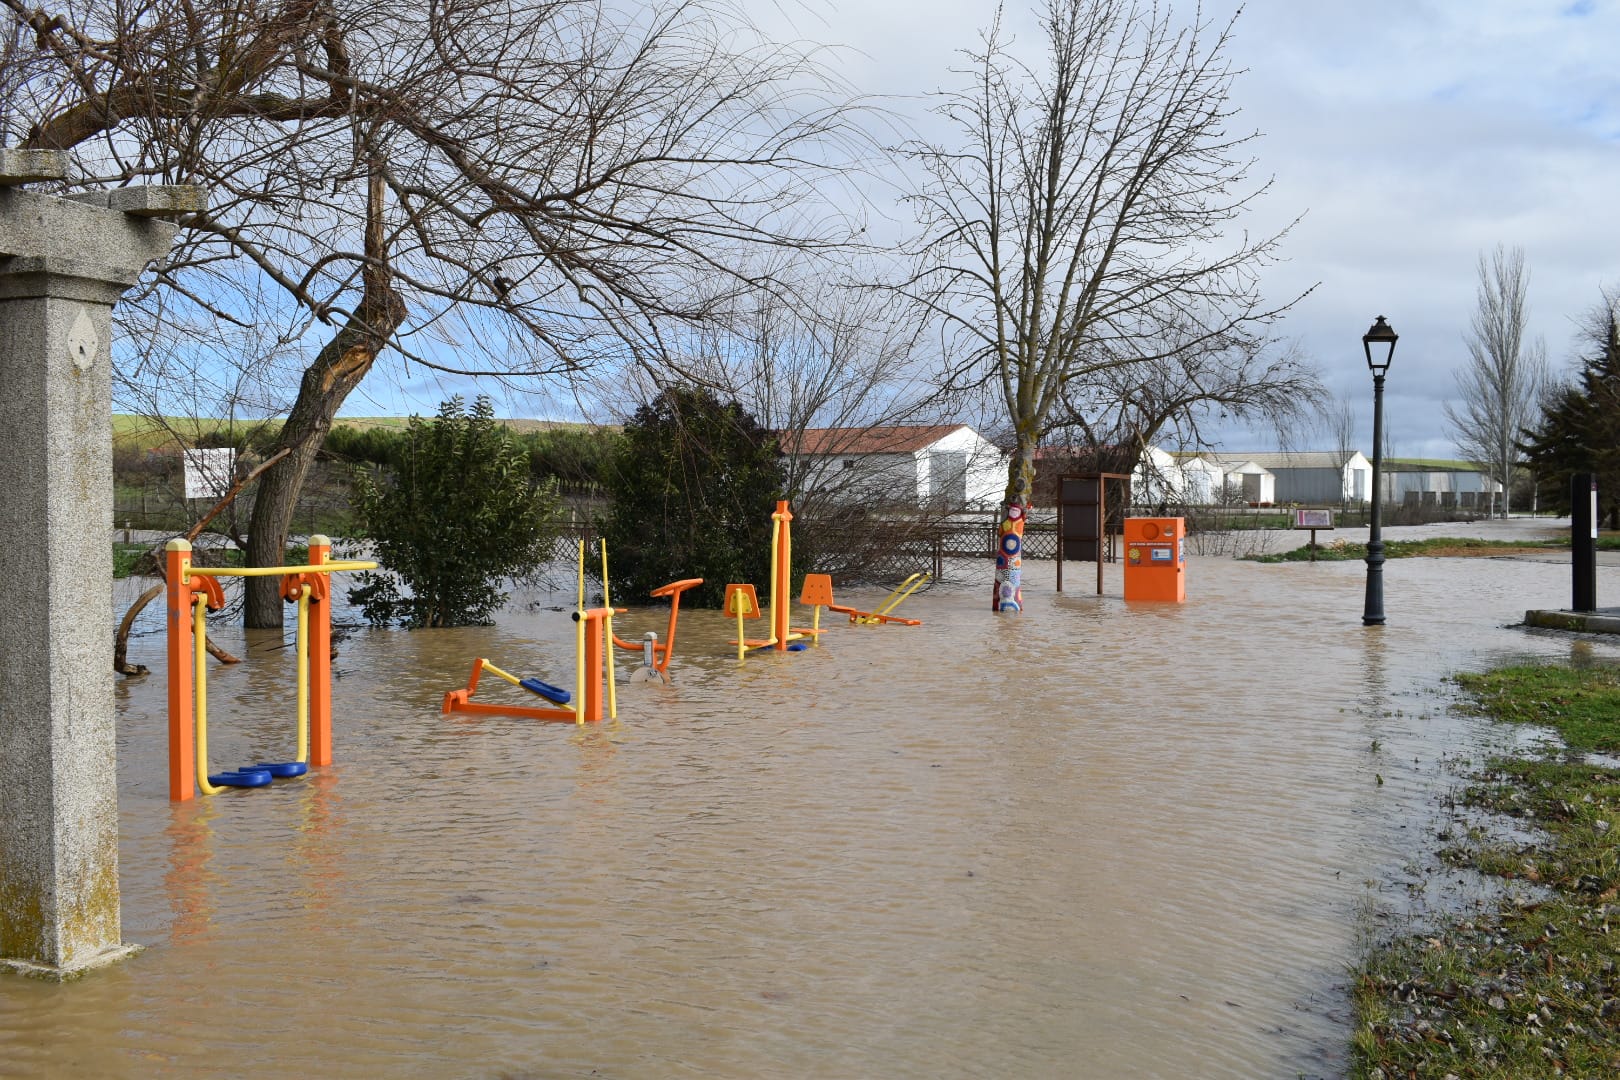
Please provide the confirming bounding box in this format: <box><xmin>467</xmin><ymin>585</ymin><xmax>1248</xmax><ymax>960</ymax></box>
<box><xmin>348</xmin><ymin>396</ymin><xmax>561</xmax><ymax>627</ymax></box>
<box><xmin>600</xmin><ymin>386</ymin><xmax>786</xmax><ymax>608</ymax></box>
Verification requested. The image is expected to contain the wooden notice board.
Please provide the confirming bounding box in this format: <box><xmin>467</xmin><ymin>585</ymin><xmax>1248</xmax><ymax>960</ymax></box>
<box><xmin>1057</xmin><ymin>473</ymin><xmax>1130</xmax><ymax>594</ymax></box>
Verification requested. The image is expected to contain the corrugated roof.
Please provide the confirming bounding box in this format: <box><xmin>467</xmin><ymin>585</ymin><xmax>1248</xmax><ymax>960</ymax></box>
<box><xmin>1196</xmin><ymin>451</ymin><xmax>1361</xmax><ymax>469</ymax></box>
<box><xmin>782</xmin><ymin>424</ymin><xmax>973</xmax><ymax>456</ymax></box>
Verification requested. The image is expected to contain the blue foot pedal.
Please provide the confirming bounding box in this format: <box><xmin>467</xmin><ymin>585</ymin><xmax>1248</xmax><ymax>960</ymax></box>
<box><xmin>520</xmin><ymin>677</ymin><xmax>571</xmax><ymax>705</ymax></box>
<box><xmin>255</xmin><ymin>762</ymin><xmax>308</xmax><ymax>778</ymax></box>
<box><xmin>209</xmin><ymin>769</ymin><xmax>273</xmax><ymax>788</ymax></box>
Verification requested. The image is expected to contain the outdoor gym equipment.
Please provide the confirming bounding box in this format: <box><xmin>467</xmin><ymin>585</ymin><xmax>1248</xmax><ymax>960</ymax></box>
<box><xmin>165</xmin><ymin>536</ymin><xmax>376</xmax><ymax>802</ymax></box>
<box><xmin>611</xmin><ymin>576</ymin><xmax>703</xmax><ymax>684</ymax></box>
<box><xmin>443</xmin><ymin>540</ymin><xmax>618</xmax><ymax>724</ymax></box>
<box><xmin>442</xmin><ymin>544</ymin><xmax>700</xmax><ymax>721</ymax></box>
<box><xmin>799</xmin><ymin>571</ymin><xmax>928</xmax><ymax>628</ymax></box>
<box><xmin>726</xmin><ymin>500</ymin><xmax>823</xmax><ymax>660</ymax></box>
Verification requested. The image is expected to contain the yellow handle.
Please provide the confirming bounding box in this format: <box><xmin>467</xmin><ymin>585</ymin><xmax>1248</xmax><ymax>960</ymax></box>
<box><xmin>186</xmin><ymin>560</ymin><xmax>377</xmax><ymax>578</ymax></box>
<box><xmin>194</xmin><ymin>596</ymin><xmax>222</xmax><ymax>796</ymax></box>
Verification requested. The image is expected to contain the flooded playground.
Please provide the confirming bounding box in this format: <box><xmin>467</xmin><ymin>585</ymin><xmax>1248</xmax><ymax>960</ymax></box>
<box><xmin>4</xmin><ymin>530</ymin><xmax>1619</xmax><ymax>1078</ymax></box>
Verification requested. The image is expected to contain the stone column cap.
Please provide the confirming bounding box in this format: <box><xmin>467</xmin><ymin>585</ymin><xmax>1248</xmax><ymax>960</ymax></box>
<box><xmin>0</xmin><ymin>185</ymin><xmax>203</xmax><ymax>294</ymax></box>
<box><xmin>63</xmin><ymin>185</ymin><xmax>207</xmax><ymax>219</ymax></box>
<box><xmin>0</xmin><ymin>149</ymin><xmax>67</xmax><ymax>186</ymax></box>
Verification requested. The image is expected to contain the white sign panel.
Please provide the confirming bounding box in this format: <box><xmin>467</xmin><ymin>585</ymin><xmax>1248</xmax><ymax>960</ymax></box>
<box><xmin>183</xmin><ymin>448</ymin><xmax>236</xmax><ymax>501</ymax></box>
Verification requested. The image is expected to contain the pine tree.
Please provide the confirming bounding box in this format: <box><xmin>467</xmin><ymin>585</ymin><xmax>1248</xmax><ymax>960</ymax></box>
<box><xmin>1522</xmin><ymin>308</ymin><xmax>1620</xmax><ymax>527</ymax></box>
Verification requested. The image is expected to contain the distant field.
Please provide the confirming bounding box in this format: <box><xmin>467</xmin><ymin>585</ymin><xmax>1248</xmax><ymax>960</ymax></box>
<box><xmin>112</xmin><ymin>414</ymin><xmax>607</xmax><ymax>449</ymax></box>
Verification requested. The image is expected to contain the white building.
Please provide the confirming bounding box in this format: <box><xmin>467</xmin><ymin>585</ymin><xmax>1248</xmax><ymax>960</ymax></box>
<box><xmin>1130</xmin><ymin>447</ymin><xmax>1372</xmax><ymax>506</ymax></box>
<box><xmin>1381</xmin><ymin>460</ymin><xmax>1504</xmax><ymax>509</ymax></box>
<box><xmin>783</xmin><ymin>424</ymin><xmax>1007</xmax><ymax>510</ymax></box>
<box><xmin>1212</xmin><ymin>451</ymin><xmax>1373</xmax><ymax>505</ymax></box>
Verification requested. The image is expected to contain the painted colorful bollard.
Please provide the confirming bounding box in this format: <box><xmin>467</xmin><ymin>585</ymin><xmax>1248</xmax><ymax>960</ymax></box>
<box><xmin>995</xmin><ymin>502</ymin><xmax>1028</xmax><ymax>612</ymax></box>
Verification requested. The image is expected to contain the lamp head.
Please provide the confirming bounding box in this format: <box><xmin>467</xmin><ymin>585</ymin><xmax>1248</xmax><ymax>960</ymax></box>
<box><xmin>1363</xmin><ymin>316</ymin><xmax>1398</xmax><ymax>374</ymax></box>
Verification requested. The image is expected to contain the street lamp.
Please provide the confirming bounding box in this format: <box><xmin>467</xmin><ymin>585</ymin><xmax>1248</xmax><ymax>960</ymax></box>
<box><xmin>1362</xmin><ymin>315</ymin><xmax>1398</xmax><ymax>625</ymax></box>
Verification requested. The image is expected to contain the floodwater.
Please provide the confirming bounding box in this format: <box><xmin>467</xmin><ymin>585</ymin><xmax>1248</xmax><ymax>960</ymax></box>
<box><xmin>4</xmin><ymin>527</ymin><xmax>1620</xmax><ymax>1079</ymax></box>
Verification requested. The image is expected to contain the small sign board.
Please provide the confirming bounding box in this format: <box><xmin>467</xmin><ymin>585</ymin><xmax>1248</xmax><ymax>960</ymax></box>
<box><xmin>182</xmin><ymin>447</ymin><xmax>236</xmax><ymax>501</ymax></box>
<box><xmin>1293</xmin><ymin>508</ymin><xmax>1333</xmax><ymax>530</ymax></box>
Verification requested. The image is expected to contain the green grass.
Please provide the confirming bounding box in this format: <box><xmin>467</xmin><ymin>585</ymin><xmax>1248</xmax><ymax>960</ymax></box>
<box><xmin>1454</xmin><ymin>665</ymin><xmax>1620</xmax><ymax>752</ymax></box>
<box><xmin>111</xmin><ymin>542</ymin><xmax>304</xmax><ymax>579</ymax></box>
<box><xmin>1251</xmin><ymin>536</ymin><xmax>1568</xmax><ymax>563</ymax></box>
<box><xmin>1351</xmin><ymin>662</ymin><xmax>1620</xmax><ymax>1078</ymax></box>
<box><xmin>112</xmin><ymin>542</ymin><xmax>151</xmax><ymax>579</ymax></box>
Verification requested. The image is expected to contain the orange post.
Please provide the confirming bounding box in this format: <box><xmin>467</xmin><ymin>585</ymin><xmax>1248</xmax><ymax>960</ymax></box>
<box><xmin>307</xmin><ymin>536</ymin><xmax>334</xmax><ymax>766</ymax></box>
<box><xmin>577</xmin><ymin>608</ymin><xmax>608</xmax><ymax>723</ymax></box>
<box><xmin>165</xmin><ymin>541</ymin><xmax>196</xmax><ymax>802</ymax></box>
<box><xmin>770</xmin><ymin>501</ymin><xmax>793</xmax><ymax>649</ymax></box>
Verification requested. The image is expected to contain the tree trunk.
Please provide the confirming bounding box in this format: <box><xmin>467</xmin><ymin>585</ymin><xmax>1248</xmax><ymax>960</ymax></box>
<box><xmin>994</xmin><ymin>438</ymin><xmax>1037</xmax><ymax>613</ymax></box>
<box><xmin>244</xmin><ymin>163</ymin><xmax>406</xmax><ymax>627</ymax></box>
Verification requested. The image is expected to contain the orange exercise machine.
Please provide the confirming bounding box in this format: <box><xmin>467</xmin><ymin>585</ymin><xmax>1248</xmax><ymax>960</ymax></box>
<box><xmin>442</xmin><ymin>542</ymin><xmax>703</xmax><ymax>720</ymax></box>
<box><xmin>165</xmin><ymin>535</ymin><xmax>376</xmax><ymax>802</ymax></box>
<box><xmin>726</xmin><ymin>500</ymin><xmax>823</xmax><ymax>660</ymax></box>
<box><xmin>612</xmin><ymin>576</ymin><xmax>704</xmax><ymax>684</ymax></box>
<box><xmin>798</xmin><ymin>571</ymin><xmax>927</xmax><ymax>628</ymax></box>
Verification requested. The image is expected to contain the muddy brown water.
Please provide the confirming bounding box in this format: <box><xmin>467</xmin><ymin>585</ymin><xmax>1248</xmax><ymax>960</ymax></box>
<box><xmin>4</xmin><ymin>544</ymin><xmax>1619</xmax><ymax>1078</ymax></box>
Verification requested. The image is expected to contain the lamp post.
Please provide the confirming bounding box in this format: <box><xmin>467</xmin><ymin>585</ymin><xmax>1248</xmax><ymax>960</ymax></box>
<box><xmin>1362</xmin><ymin>315</ymin><xmax>1398</xmax><ymax>625</ymax></box>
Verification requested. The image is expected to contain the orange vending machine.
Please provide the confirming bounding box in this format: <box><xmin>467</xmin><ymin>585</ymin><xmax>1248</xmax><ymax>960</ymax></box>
<box><xmin>1123</xmin><ymin>517</ymin><xmax>1186</xmax><ymax>602</ymax></box>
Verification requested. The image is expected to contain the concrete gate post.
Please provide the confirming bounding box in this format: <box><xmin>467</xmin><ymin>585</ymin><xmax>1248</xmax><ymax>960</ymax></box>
<box><xmin>0</xmin><ymin>149</ymin><xmax>204</xmax><ymax>979</ymax></box>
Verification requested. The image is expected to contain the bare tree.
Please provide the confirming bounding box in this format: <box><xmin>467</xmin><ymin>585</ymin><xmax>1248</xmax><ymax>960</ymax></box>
<box><xmin>3</xmin><ymin>0</ymin><xmax>866</xmax><ymax>626</ymax></box>
<box><xmin>660</xmin><ymin>268</ymin><xmax>938</xmax><ymax>495</ymax></box>
<box><xmin>1444</xmin><ymin>245</ymin><xmax>1547</xmax><ymax>517</ymax></box>
<box><xmin>1314</xmin><ymin>393</ymin><xmax>1359</xmax><ymax>501</ymax></box>
<box><xmin>1046</xmin><ymin>331</ymin><xmax>1322</xmax><ymax>475</ymax></box>
<box><xmin>900</xmin><ymin>0</ymin><xmax>1303</xmax><ymax>611</ymax></box>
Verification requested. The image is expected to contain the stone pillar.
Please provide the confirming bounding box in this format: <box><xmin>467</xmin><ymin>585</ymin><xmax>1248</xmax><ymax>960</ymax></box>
<box><xmin>0</xmin><ymin>149</ymin><xmax>203</xmax><ymax>979</ymax></box>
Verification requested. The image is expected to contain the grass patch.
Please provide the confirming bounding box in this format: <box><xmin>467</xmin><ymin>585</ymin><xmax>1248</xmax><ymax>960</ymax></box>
<box><xmin>112</xmin><ymin>542</ymin><xmax>150</xmax><ymax>579</ymax></box>
<box><xmin>1251</xmin><ymin>536</ymin><xmax>1566</xmax><ymax>563</ymax></box>
<box><xmin>111</xmin><ymin>542</ymin><xmax>302</xmax><ymax>579</ymax></box>
<box><xmin>1351</xmin><ymin>662</ymin><xmax>1620</xmax><ymax>1078</ymax></box>
<box><xmin>1454</xmin><ymin>665</ymin><xmax>1620</xmax><ymax>753</ymax></box>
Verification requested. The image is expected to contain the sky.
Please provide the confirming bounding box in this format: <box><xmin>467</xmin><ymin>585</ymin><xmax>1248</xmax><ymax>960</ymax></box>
<box><xmin>788</xmin><ymin>0</ymin><xmax>1620</xmax><ymax>459</ymax></box>
<box><xmin>361</xmin><ymin>0</ymin><xmax>1620</xmax><ymax>461</ymax></box>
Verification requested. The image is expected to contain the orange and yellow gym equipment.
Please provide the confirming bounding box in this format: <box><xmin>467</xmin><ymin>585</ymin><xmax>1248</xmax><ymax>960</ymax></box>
<box><xmin>800</xmin><ymin>571</ymin><xmax>927</xmax><ymax>627</ymax></box>
<box><xmin>165</xmin><ymin>535</ymin><xmax>376</xmax><ymax>802</ymax></box>
<box><xmin>610</xmin><ymin>576</ymin><xmax>704</xmax><ymax>683</ymax></box>
<box><xmin>725</xmin><ymin>500</ymin><xmax>822</xmax><ymax>659</ymax></box>
<box><xmin>442</xmin><ymin>540</ymin><xmax>621</xmax><ymax>724</ymax></box>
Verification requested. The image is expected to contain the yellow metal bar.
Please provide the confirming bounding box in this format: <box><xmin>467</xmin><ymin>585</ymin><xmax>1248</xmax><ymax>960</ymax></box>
<box><xmin>295</xmin><ymin>585</ymin><xmax>310</xmax><ymax>764</ymax></box>
<box><xmin>576</xmin><ymin>539</ymin><xmax>585</xmax><ymax>610</ymax></box>
<box><xmin>875</xmin><ymin>572</ymin><xmax>929</xmax><ymax>617</ymax></box>
<box><xmin>766</xmin><ymin>512</ymin><xmax>781</xmax><ymax>640</ymax></box>
<box><xmin>186</xmin><ymin>559</ymin><xmax>377</xmax><ymax>579</ymax></box>
<box><xmin>601</xmin><ymin>542</ymin><xmax>616</xmax><ymax>720</ymax></box>
<box><xmin>480</xmin><ymin>659</ymin><xmax>525</xmax><ymax>686</ymax></box>
<box><xmin>193</xmin><ymin>597</ymin><xmax>222</xmax><ymax>796</ymax></box>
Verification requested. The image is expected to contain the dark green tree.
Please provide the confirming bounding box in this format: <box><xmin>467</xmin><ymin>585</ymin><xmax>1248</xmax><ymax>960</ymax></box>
<box><xmin>1522</xmin><ymin>303</ymin><xmax>1620</xmax><ymax>528</ymax></box>
<box><xmin>349</xmin><ymin>396</ymin><xmax>561</xmax><ymax>627</ymax></box>
<box><xmin>601</xmin><ymin>387</ymin><xmax>786</xmax><ymax>608</ymax></box>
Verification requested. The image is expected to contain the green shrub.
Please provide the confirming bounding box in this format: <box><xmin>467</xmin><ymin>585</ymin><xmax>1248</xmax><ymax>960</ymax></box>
<box><xmin>600</xmin><ymin>386</ymin><xmax>785</xmax><ymax>608</ymax></box>
<box><xmin>347</xmin><ymin>396</ymin><xmax>561</xmax><ymax>628</ymax></box>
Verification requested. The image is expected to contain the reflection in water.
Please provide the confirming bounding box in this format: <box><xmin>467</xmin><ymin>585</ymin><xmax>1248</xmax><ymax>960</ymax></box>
<box><xmin>6</xmin><ymin>554</ymin><xmax>1619</xmax><ymax>1078</ymax></box>
<box><xmin>163</xmin><ymin>800</ymin><xmax>218</xmax><ymax>946</ymax></box>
